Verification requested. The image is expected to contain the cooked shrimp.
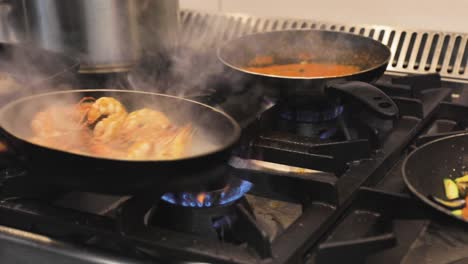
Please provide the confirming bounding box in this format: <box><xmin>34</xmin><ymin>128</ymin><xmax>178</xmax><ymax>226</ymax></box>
<box><xmin>126</xmin><ymin>128</ymin><xmax>168</xmax><ymax>159</ymax></box>
<box><xmin>31</xmin><ymin>105</ymin><xmax>80</xmax><ymax>137</ymax></box>
<box><xmin>126</xmin><ymin>125</ymin><xmax>193</xmax><ymax>160</ymax></box>
<box><xmin>157</xmin><ymin>125</ymin><xmax>193</xmax><ymax>159</ymax></box>
<box><xmin>86</xmin><ymin>97</ymin><xmax>127</xmax><ymax>141</ymax></box>
<box><xmin>29</xmin><ymin>96</ymin><xmax>193</xmax><ymax>160</ymax></box>
<box><xmin>89</xmin><ymin>141</ymin><xmax>127</xmax><ymax>158</ymax></box>
<box><xmin>30</xmin><ymin>130</ymin><xmax>91</xmax><ymax>152</ymax></box>
<box><xmin>93</xmin><ymin>114</ymin><xmax>127</xmax><ymax>142</ymax></box>
<box><xmin>121</xmin><ymin>108</ymin><xmax>171</xmax><ymax>133</ymax></box>
<box><xmin>75</xmin><ymin>97</ymin><xmax>95</xmax><ymax>125</ymax></box>
<box><xmin>87</xmin><ymin>97</ymin><xmax>127</xmax><ymax>124</ymax></box>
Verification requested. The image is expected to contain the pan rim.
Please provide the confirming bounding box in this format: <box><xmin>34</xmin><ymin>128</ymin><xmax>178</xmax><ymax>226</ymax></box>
<box><xmin>402</xmin><ymin>132</ymin><xmax>468</xmax><ymax>223</ymax></box>
<box><xmin>217</xmin><ymin>29</ymin><xmax>391</xmax><ymax>80</ymax></box>
<box><xmin>0</xmin><ymin>89</ymin><xmax>242</xmax><ymax>163</ymax></box>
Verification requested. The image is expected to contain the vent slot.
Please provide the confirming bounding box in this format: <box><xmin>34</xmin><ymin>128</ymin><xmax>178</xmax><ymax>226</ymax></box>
<box><xmin>272</xmin><ymin>20</ymin><xmax>279</xmax><ymax>30</ymax></box>
<box><xmin>413</xmin><ymin>33</ymin><xmax>428</xmax><ymax>70</ymax></box>
<box><xmin>359</xmin><ymin>28</ymin><xmax>365</xmax><ymax>35</ymax></box>
<box><xmin>182</xmin><ymin>11</ymin><xmax>192</xmax><ymax>25</ymax></box>
<box><xmin>222</xmin><ymin>17</ymin><xmax>236</xmax><ymax>41</ymax></box>
<box><xmin>448</xmin><ymin>36</ymin><xmax>462</xmax><ymax>73</ymax></box>
<box><xmin>349</xmin><ymin>27</ymin><xmax>356</xmax><ymax>33</ymax></box>
<box><xmin>262</xmin><ymin>20</ymin><xmax>270</xmax><ymax>31</ymax></box>
<box><xmin>187</xmin><ymin>14</ymin><xmax>204</xmax><ymax>42</ymax></box>
<box><xmin>425</xmin><ymin>34</ymin><xmax>440</xmax><ymax>71</ymax></box>
<box><xmin>403</xmin><ymin>33</ymin><xmax>417</xmax><ymax>68</ymax></box>
<box><xmin>311</xmin><ymin>23</ymin><xmax>317</xmax><ymax>29</ymax></box>
<box><xmin>252</xmin><ymin>19</ymin><xmax>261</xmax><ymax>33</ymax></box>
<box><xmin>387</xmin><ymin>31</ymin><xmax>396</xmax><ymax>48</ymax></box>
<box><xmin>231</xmin><ymin>17</ymin><xmax>243</xmax><ymax>38</ymax></box>
<box><xmin>378</xmin><ymin>30</ymin><xmax>385</xmax><ymax>42</ymax></box>
<box><xmin>339</xmin><ymin>26</ymin><xmax>346</xmax><ymax>32</ymax></box>
<box><xmin>330</xmin><ymin>25</ymin><xmax>337</xmax><ymax>31</ymax></box>
<box><xmin>243</xmin><ymin>18</ymin><xmax>253</xmax><ymax>34</ymax></box>
<box><xmin>392</xmin><ymin>32</ymin><xmax>407</xmax><ymax>67</ymax></box>
<box><xmin>291</xmin><ymin>22</ymin><xmax>298</xmax><ymax>29</ymax></box>
<box><xmin>460</xmin><ymin>39</ymin><xmax>468</xmax><ymax>74</ymax></box>
<box><xmin>369</xmin><ymin>29</ymin><xmax>376</xmax><ymax>38</ymax></box>
<box><xmin>282</xmin><ymin>21</ymin><xmax>289</xmax><ymax>29</ymax></box>
<box><xmin>436</xmin><ymin>35</ymin><xmax>451</xmax><ymax>72</ymax></box>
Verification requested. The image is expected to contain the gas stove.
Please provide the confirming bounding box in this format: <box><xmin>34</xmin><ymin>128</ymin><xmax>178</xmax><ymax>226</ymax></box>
<box><xmin>1</xmin><ymin>9</ymin><xmax>468</xmax><ymax>264</ymax></box>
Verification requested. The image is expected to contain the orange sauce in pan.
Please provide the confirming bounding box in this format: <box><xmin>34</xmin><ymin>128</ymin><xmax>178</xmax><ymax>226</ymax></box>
<box><xmin>244</xmin><ymin>62</ymin><xmax>360</xmax><ymax>77</ymax></box>
<box><xmin>244</xmin><ymin>55</ymin><xmax>360</xmax><ymax>77</ymax></box>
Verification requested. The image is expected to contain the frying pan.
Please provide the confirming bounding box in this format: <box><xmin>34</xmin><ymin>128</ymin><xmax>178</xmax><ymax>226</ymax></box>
<box><xmin>218</xmin><ymin>30</ymin><xmax>398</xmax><ymax>118</ymax></box>
<box><xmin>402</xmin><ymin>133</ymin><xmax>468</xmax><ymax>223</ymax></box>
<box><xmin>0</xmin><ymin>89</ymin><xmax>241</xmax><ymax>195</ymax></box>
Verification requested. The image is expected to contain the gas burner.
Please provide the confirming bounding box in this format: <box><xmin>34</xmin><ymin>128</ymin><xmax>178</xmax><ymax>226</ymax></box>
<box><xmin>280</xmin><ymin>105</ymin><xmax>344</xmax><ymax>123</ymax></box>
<box><xmin>147</xmin><ymin>194</ymin><xmax>271</xmax><ymax>257</ymax></box>
<box><xmin>161</xmin><ymin>177</ymin><xmax>253</xmax><ymax>208</ymax></box>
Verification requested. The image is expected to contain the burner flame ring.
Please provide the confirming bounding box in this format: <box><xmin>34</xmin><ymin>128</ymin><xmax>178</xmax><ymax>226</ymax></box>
<box><xmin>161</xmin><ymin>178</ymin><xmax>253</xmax><ymax>208</ymax></box>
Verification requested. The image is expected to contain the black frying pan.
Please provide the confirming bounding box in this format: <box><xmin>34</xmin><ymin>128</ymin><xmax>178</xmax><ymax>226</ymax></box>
<box><xmin>0</xmin><ymin>89</ymin><xmax>241</xmax><ymax>195</ymax></box>
<box><xmin>218</xmin><ymin>30</ymin><xmax>398</xmax><ymax>118</ymax></box>
<box><xmin>402</xmin><ymin>133</ymin><xmax>468</xmax><ymax>223</ymax></box>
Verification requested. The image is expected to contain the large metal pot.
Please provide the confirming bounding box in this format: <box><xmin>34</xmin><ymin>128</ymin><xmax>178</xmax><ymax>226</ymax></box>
<box><xmin>1</xmin><ymin>0</ymin><xmax>180</xmax><ymax>74</ymax></box>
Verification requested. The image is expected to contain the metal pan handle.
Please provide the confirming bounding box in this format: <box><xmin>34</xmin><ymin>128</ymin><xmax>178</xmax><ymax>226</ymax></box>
<box><xmin>326</xmin><ymin>81</ymin><xmax>399</xmax><ymax>119</ymax></box>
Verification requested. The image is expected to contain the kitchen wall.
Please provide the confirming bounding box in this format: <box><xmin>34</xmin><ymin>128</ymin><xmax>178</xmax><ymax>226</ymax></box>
<box><xmin>180</xmin><ymin>0</ymin><xmax>468</xmax><ymax>33</ymax></box>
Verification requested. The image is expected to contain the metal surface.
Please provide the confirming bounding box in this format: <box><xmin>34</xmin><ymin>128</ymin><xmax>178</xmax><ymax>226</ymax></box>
<box><xmin>180</xmin><ymin>9</ymin><xmax>468</xmax><ymax>83</ymax></box>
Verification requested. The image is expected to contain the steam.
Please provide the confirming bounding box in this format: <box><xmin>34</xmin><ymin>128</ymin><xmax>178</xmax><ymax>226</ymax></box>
<box><xmin>0</xmin><ymin>4</ymin><xmax>257</xmax><ymax>161</ymax></box>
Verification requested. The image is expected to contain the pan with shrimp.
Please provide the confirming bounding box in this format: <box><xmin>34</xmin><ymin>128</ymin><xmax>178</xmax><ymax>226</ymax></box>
<box><xmin>0</xmin><ymin>89</ymin><xmax>241</xmax><ymax>194</ymax></box>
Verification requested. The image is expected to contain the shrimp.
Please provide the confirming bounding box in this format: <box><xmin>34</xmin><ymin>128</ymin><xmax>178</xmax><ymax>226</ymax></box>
<box><xmin>89</xmin><ymin>141</ymin><xmax>127</xmax><ymax>158</ymax></box>
<box><xmin>30</xmin><ymin>130</ymin><xmax>91</xmax><ymax>152</ymax></box>
<box><xmin>87</xmin><ymin>97</ymin><xmax>126</xmax><ymax>124</ymax></box>
<box><xmin>126</xmin><ymin>125</ymin><xmax>193</xmax><ymax>160</ymax></box>
<box><xmin>75</xmin><ymin>97</ymin><xmax>95</xmax><ymax>125</ymax></box>
<box><xmin>86</xmin><ymin>97</ymin><xmax>127</xmax><ymax>141</ymax></box>
<box><xmin>125</xmin><ymin>128</ymin><xmax>168</xmax><ymax>159</ymax></box>
<box><xmin>157</xmin><ymin>125</ymin><xmax>193</xmax><ymax>159</ymax></box>
<box><xmin>31</xmin><ymin>105</ymin><xmax>80</xmax><ymax>137</ymax></box>
<box><xmin>121</xmin><ymin>108</ymin><xmax>171</xmax><ymax>133</ymax></box>
<box><xmin>29</xmin><ymin>96</ymin><xmax>194</xmax><ymax>160</ymax></box>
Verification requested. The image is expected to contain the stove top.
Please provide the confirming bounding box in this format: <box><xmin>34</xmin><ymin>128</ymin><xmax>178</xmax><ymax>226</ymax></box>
<box><xmin>1</xmin><ymin>9</ymin><xmax>468</xmax><ymax>264</ymax></box>
<box><xmin>0</xmin><ymin>71</ymin><xmax>466</xmax><ymax>264</ymax></box>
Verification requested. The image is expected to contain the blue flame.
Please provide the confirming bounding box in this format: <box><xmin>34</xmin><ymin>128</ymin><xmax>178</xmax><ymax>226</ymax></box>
<box><xmin>218</xmin><ymin>180</ymin><xmax>253</xmax><ymax>205</ymax></box>
<box><xmin>319</xmin><ymin>127</ymin><xmax>338</xmax><ymax>140</ymax></box>
<box><xmin>161</xmin><ymin>179</ymin><xmax>253</xmax><ymax>208</ymax></box>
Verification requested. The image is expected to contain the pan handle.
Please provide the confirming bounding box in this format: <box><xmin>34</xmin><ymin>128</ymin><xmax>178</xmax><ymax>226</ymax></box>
<box><xmin>326</xmin><ymin>81</ymin><xmax>399</xmax><ymax>119</ymax></box>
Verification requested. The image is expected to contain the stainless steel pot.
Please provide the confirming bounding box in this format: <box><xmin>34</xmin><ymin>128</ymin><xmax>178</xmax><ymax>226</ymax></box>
<box><xmin>1</xmin><ymin>0</ymin><xmax>180</xmax><ymax>74</ymax></box>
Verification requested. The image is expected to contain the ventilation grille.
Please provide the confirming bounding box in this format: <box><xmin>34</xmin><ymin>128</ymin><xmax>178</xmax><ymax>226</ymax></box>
<box><xmin>180</xmin><ymin>10</ymin><xmax>468</xmax><ymax>81</ymax></box>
